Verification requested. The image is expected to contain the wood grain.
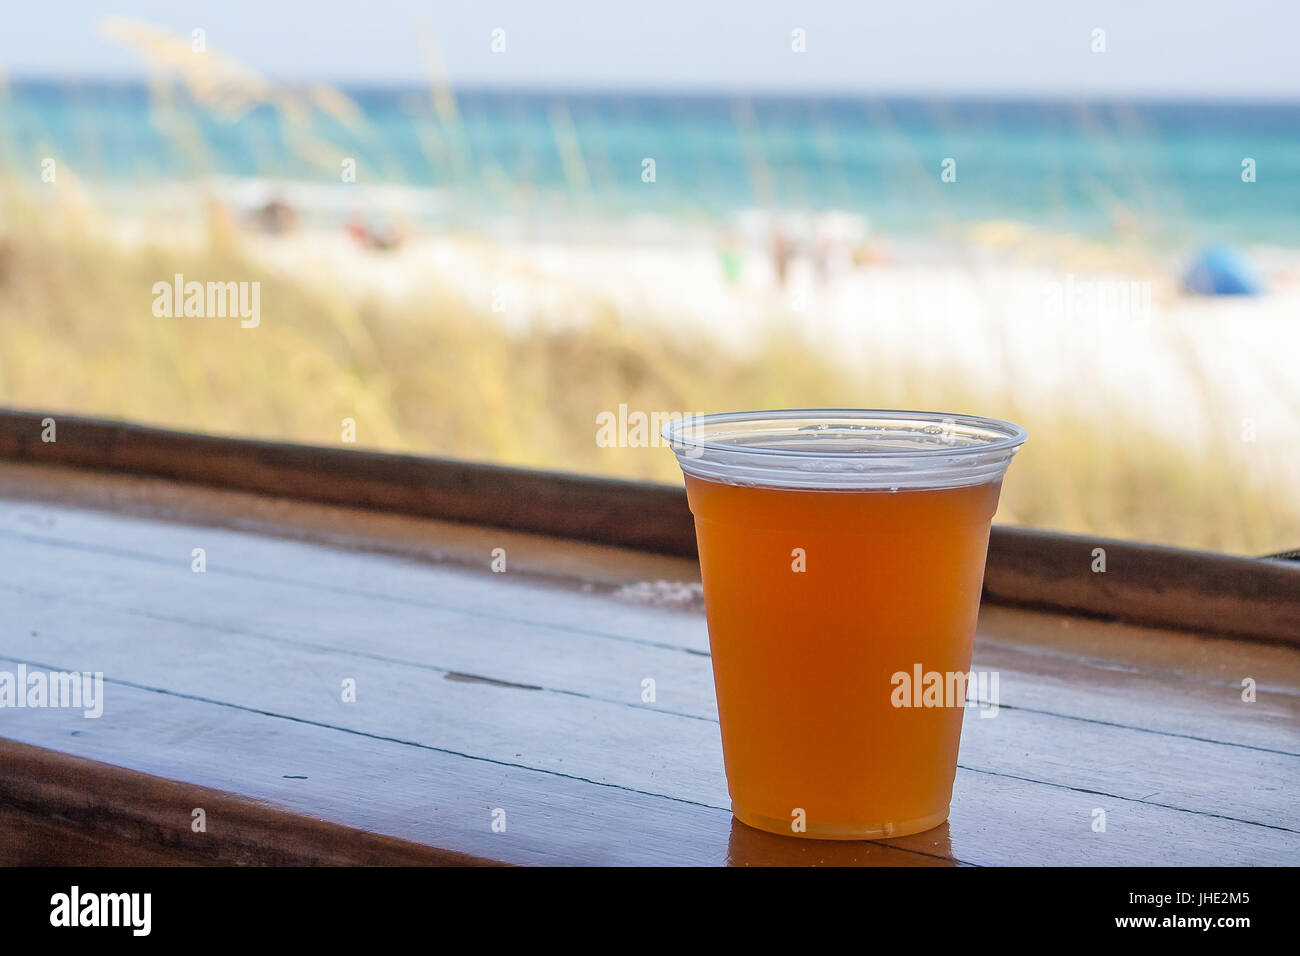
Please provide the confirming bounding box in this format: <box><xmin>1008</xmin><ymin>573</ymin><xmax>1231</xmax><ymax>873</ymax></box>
<box><xmin>1</xmin><ymin>504</ymin><xmax>1296</xmax><ymax>828</ymax></box>
<box><xmin>0</xmin><ymin>668</ymin><xmax>941</xmax><ymax>867</ymax></box>
<box><xmin>2</xmin><ymin>660</ymin><xmax>1292</xmax><ymax>866</ymax></box>
<box><xmin>0</xmin><ymin>496</ymin><xmax>1296</xmax><ymax>865</ymax></box>
<box><xmin>0</xmin><ymin>739</ymin><xmax>497</xmax><ymax>866</ymax></box>
<box><xmin>0</xmin><ymin>409</ymin><xmax>694</xmax><ymax>554</ymax></box>
<box><xmin>2</xmin><ymin>409</ymin><xmax>1297</xmax><ymax>643</ymax></box>
<box><xmin>985</xmin><ymin>525</ymin><xmax>1300</xmax><ymax>646</ymax></box>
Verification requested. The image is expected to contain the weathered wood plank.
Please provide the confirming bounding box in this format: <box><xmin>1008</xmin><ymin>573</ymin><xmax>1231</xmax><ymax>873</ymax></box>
<box><xmin>7</xmin><ymin>497</ymin><xmax>1299</xmax><ymax>701</ymax></box>
<box><xmin>1</xmin><ymin>669</ymin><xmax>1292</xmax><ymax>865</ymax></box>
<box><xmin>0</xmin><ymin>496</ymin><xmax>711</xmax><ymax>655</ymax></box>
<box><xmin>2</xmin><ymin>501</ymin><xmax>1296</xmax><ymax>834</ymax></box>
<box><xmin>985</xmin><ymin>525</ymin><xmax>1300</xmax><ymax>646</ymax></box>
<box><xmin>0</xmin><ymin>678</ymin><xmax>940</xmax><ymax>867</ymax></box>
<box><xmin>2</xmin><ymin>413</ymin><xmax>1298</xmax><ymax>643</ymax></box>
<box><xmin>0</xmin><ymin>409</ymin><xmax>696</xmax><ymax>555</ymax></box>
<box><xmin>0</xmin><ymin>739</ymin><xmax>497</xmax><ymax>866</ymax></box>
<box><xmin>1</xmin><ymin>464</ymin><xmax>1297</xmax><ymax>863</ymax></box>
<box><xmin>2</xmin><ymin>500</ymin><xmax>1295</xmax><ymax>753</ymax></box>
<box><xmin>5</xmin><ymin>594</ymin><xmax>1295</xmax><ymax>834</ymax></box>
<box><xmin>972</xmin><ymin>613</ymin><xmax>1300</xmax><ymax>753</ymax></box>
<box><xmin>0</xmin><ymin>461</ymin><xmax>701</xmax><ymax>591</ymax></box>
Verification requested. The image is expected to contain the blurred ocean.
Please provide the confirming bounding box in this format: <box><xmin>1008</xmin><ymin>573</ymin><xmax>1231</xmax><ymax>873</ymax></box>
<box><xmin>2</xmin><ymin>80</ymin><xmax>1299</xmax><ymax>249</ymax></box>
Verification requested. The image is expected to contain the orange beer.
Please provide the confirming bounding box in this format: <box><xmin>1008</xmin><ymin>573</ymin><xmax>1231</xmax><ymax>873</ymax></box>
<box><xmin>666</xmin><ymin>411</ymin><xmax>1025</xmax><ymax>839</ymax></box>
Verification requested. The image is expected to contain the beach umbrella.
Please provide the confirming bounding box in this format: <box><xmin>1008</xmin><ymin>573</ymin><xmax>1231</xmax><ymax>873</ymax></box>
<box><xmin>1182</xmin><ymin>246</ymin><xmax>1263</xmax><ymax>296</ymax></box>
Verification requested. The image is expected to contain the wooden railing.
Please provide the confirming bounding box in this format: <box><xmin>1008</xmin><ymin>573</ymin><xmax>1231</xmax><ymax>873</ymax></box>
<box><xmin>2</xmin><ymin>407</ymin><xmax>1296</xmax><ymax>644</ymax></box>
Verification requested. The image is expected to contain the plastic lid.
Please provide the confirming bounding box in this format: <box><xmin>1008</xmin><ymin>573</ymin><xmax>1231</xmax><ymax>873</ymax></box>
<box><xmin>662</xmin><ymin>409</ymin><xmax>1027</xmax><ymax>490</ymax></box>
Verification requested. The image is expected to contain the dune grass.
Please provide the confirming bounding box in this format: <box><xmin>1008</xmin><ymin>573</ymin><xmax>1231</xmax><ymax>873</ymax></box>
<box><xmin>0</xmin><ymin>196</ymin><xmax>1295</xmax><ymax>557</ymax></box>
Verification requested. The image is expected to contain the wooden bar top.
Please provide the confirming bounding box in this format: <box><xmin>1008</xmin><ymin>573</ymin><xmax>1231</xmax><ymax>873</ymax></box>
<box><xmin>1</xmin><ymin>459</ymin><xmax>1297</xmax><ymax>865</ymax></box>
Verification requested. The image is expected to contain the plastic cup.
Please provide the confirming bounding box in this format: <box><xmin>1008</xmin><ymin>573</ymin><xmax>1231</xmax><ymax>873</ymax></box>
<box><xmin>663</xmin><ymin>409</ymin><xmax>1026</xmax><ymax>839</ymax></box>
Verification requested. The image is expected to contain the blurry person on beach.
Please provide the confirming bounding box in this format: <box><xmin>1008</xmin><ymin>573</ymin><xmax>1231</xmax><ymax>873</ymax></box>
<box><xmin>771</xmin><ymin>229</ymin><xmax>792</xmax><ymax>286</ymax></box>
<box><xmin>252</xmin><ymin>198</ymin><xmax>298</xmax><ymax>236</ymax></box>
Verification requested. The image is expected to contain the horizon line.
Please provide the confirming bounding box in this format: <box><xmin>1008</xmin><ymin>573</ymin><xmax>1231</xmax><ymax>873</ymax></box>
<box><xmin>5</xmin><ymin>73</ymin><xmax>1300</xmax><ymax>107</ymax></box>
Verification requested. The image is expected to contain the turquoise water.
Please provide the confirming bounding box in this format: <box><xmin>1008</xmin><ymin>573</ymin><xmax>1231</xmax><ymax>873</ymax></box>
<box><xmin>3</xmin><ymin>81</ymin><xmax>1298</xmax><ymax>248</ymax></box>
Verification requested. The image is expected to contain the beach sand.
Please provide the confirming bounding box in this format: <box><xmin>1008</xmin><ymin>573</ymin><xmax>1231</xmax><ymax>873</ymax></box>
<box><xmin>222</xmin><ymin>221</ymin><xmax>1300</xmax><ymax>498</ymax></box>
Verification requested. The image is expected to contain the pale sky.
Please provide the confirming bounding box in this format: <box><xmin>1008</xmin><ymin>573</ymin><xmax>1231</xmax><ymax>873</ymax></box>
<box><xmin>3</xmin><ymin>0</ymin><xmax>1298</xmax><ymax>99</ymax></box>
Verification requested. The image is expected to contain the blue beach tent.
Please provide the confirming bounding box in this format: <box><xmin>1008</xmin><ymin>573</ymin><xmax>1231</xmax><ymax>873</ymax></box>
<box><xmin>1183</xmin><ymin>246</ymin><xmax>1263</xmax><ymax>296</ymax></box>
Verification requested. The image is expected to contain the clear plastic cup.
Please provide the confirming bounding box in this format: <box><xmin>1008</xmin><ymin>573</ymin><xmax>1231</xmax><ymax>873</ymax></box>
<box><xmin>663</xmin><ymin>409</ymin><xmax>1026</xmax><ymax>839</ymax></box>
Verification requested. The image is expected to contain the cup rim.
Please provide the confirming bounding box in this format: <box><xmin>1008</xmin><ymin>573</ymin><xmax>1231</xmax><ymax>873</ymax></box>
<box><xmin>661</xmin><ymin>409</ymin><xmax>1027</xmax><ymax>490</ymax></box>
<box><xmin>661</xmin><ymin>408</ymin><xmax>1027</xmax><ymax>458</ymax></box>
